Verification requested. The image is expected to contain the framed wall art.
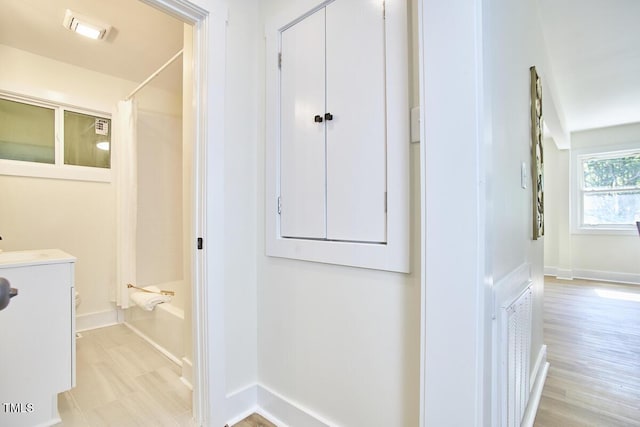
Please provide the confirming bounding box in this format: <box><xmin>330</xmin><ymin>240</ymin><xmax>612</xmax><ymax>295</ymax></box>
<box><xmin>530</xmin><ymin>66</ymin><xmax>544</xmax><ymax>240</ymax></box>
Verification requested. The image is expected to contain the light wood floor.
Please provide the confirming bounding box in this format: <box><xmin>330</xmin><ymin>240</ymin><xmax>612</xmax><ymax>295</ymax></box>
<box><xmin>534</xmin><ymin>277</ymin><xmax>640</xmax><ymax>426</ymax></box>
<box><xmin>57</xmin><ymin>324</ymin><xmax>192</xmax><ymax>426</ymax></box>
<box><xmin>58</xmin><ymin>324</ymin><xmax>276</xmax><ymax>427</ymax></box>
<box><xmin>59</xmin><ymin>278</ymin><xmax>639</xmax><ymax>427</ymax></box>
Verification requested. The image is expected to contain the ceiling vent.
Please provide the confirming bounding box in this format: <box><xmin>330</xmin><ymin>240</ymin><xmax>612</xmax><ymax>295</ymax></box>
<box><xmin>62</xmin><ymin>9</ymin><xmax>111</xmax><ymax>40</ymax></box>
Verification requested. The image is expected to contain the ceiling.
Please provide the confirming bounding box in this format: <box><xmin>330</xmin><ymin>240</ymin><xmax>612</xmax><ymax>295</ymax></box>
<box><xmin>0</xmin><ymin>0</ymin><xmax>183</xmax><ymax>93</ymax></box>
<box><xmin>538</xmin><ymin>0</ymin><xmax>640</xmax><ymax>132</ymax></box>
<box><xmin>1</xmin><ymin>0</ymin><xmax>638</xmax><ymax>134</ymax></box>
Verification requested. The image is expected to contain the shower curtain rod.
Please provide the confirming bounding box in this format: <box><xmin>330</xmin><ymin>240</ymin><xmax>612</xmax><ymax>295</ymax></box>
<box><xmin>125</xmin><ymin>49</ymin><xmax>184</xmax><ymax>100</ymax></box>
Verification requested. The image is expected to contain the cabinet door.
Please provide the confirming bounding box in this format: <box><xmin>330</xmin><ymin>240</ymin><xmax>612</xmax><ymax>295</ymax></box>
<box><xmin>325</xmin><ymin>0</ymin><xmax>387</xmax><ymax>243</ymax></box>
<box><xmin>0</xmin><ymin>264</ymin><xmax>72</xmax><ymax>405</ymax></box>
<box><xmin>280</xmin><ymin>8</ymin><xmax>327</xmax><ymax>239</ymax></box>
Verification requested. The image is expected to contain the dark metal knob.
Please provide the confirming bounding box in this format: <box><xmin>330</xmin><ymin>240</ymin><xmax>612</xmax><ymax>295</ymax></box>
<box><xmin>0</xmin><ymin>277</ymin><xmax>18</xmax><ymax>311</ymax></box>
<box><xmin>324</xmin><ymin>112</ymin><xmax>333</xmax><ymax>121</ymax></box>
<box><xmin>314</xmin><ymin>115</ymin><xmax>323</xmax><ymax>123</ymax></box>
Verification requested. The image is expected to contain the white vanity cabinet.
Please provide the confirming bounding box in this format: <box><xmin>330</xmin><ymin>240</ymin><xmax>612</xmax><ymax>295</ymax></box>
<box><xmin>0</xmin><ymin>249</ymin><xmax>76</xmax><ymax>427</ymax></box>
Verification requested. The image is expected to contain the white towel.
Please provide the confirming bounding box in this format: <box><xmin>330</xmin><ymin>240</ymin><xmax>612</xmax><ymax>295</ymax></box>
<box><xmin>130</xmin><ymin>286</ymin><xmax>172</xmax><ymax>311</ymax></box>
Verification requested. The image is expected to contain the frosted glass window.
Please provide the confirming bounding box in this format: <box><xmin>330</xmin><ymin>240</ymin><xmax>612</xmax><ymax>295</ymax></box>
<box><xmin>0</xmin><ymin>97</ymin><xmax>55</xmax><ymax>164</ymax></box>
<box><xmin>64</xmin><ymin>111</ymin><xmax>111</xmax><ymax>168</ymax></box>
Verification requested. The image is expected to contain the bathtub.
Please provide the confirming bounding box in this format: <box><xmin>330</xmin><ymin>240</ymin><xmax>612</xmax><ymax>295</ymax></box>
<box><xmin>124</xmin><ymin>281</ymin><xmax>185</xmax><ymax>365</ymax></box>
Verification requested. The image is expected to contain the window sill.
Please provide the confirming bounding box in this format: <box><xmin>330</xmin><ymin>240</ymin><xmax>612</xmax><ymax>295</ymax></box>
<box><xmin>0</xmin><ymin>159</ymin><xmax>111</xmax><ymax>183</ymax></box>
<box><xmin>267</xmin><ymin>235</ymin><xmax>410</xmax><ymax>273</ymax></box>
<box><xmin>572</xmin><ymin>226</ymin><xmax>639</xmax><ymax>236</ymax></box>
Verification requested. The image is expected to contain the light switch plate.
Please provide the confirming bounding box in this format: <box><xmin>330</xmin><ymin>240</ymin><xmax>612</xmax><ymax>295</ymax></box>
<box><xmin>521</xmin><ymin>161</ymin><xmax>528</xmax><ymax>189</ymax></box>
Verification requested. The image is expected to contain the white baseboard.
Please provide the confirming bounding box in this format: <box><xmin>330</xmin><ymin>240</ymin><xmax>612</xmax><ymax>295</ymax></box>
<box><xmin>522</xmin><ymin>345</ymin><xmax>549</xmax><ymax>427</ymax></box>
<box><xmin>224</xmin><ymin>383</ymin><xmax>335</xmax><ymax>427</ymax></box>
<box><xmin>225</xmin><ymin>384</ymin><xmax>258</xmax><ymax>426</ymax></box>
<box><xmin>545</xmin><ymin>266</ymin><xmax>640</xmax><ymax>285</ymax></box>
<box><xmin>123</xmin><ymin>322</ymin><xmax>182</xmax><ymax>366</ymax></box>
<box><xmin>555</xmin><ymin>268</ymin><xmax>574</xmax><ymax>280</ymax></box>
<box><xmin>257</xmin><ymin>384</ymin><xmax>334</xmax><ymax>427</ymax></box>
<box><xmin>544</xmin><ymin>266</ymin><xmax>573</xmax><ymax>280</ymax></box>
<box><xmin>225</xmin><ymin>406</ymin><xmax>260</xmax><ymax>427</ymax></box>
<box><xmin>529</xmin><ymin>344</ymin><xmax>547</xmax><ymax>393</ymax></box>
<box><xmin>75</xmin><ymin>308</ymin><xmax>123</xmax><ymax>332</ymax></box>
<box><xmin>572</xmin><ymin>269</ymin><xmax>640</xmax><ymax>285</ymax></box>
<box><xmin>180</xmin><ymin>357</ymin><xmax>193</xmax><ymax>390</ymax></box>
<box><xmin>254</xmin><ymin>407</ymin><xmax>290</xmax><ymax>427</ymax></box>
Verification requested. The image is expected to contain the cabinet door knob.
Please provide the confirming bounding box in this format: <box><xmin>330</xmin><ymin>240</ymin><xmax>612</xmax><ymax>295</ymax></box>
<box><xmin>324</xmin><ymin>112</ymin><xmax>333</xmax><ymax>121</ymax></box>
<box><xmin>314</xmin><ymin>115</ymin><xmax>323</xmax><ymax>123</ymax></box>
<box><xmin>0</xmin><ymin>277</ymin><xmax>18</xmax><ymax>311</ymax></box>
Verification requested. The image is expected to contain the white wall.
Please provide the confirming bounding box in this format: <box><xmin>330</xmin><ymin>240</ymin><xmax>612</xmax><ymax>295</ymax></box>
<box><xmin>0</xmin><ymin>44</ymin><xmax>181</xmax><ymax>318</ymax></box>
<box><xmin>0</xmin><ymin>45</ymin><xmax>181</xmax><ymax>116</ymax></box>
<box><xmin>482</xmin><ymin>0</ymin><xmax>558</xmax><ymax>422</ymax></box>
<box><xmin>419</xmin><ymin>0</ymin><xmax>486</xmax><ymax>424</ymax></box>
<box><xmin>419</xmin><ymin>4</ymin><xmax>562</xmax><ymax>421</ymax></box>
<box><xmin>255</xmin><ymin>1</ymin><xmax>420</xmax><ymax>426</ymax></box>
<box><xmin>417</xmin><ymin>0</ymin><xmax>555</xmax><ymax>423</ymax></box>
<box><xmin>222</xmin><ymin>0</ymin><xmax>260</xmax><ymax>396</ymax></box>
<box><xmin>545</xmin><ymin>122</ymin><xmax>640</xmax><ymax>283</ymax></box>
<box><xmin>544</xmin><ymin>138</ymin><xmax>573</xmax><ymax>278</ymax></box>
<box><xmin>0</xmin><ymin>174</ymin><xmax>116</xmax><ymax>316</ymax></box>
<box><xmin>136</xmin><ymin>107</ymin><xmax>184</xmax><ymax>305</ymax></box>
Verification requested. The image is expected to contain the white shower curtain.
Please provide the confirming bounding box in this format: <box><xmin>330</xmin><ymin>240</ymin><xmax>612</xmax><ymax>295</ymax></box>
<box><xmin>114</xmin><ymin>99</ymin><xmax>137</xmax><ymax>309</ymax></box>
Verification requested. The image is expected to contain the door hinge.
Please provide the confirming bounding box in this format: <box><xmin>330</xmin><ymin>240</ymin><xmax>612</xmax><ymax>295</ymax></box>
<box><xmin>384</xmin><ymin>192</ymin><xmax>388</xmax><ymax>213</ymax></box>
<box><xmin>278</xmin><ymin>52</ymin><xmax>282</xmax><ymax>69</ymax></box>
<box><xmin>277</xmin><ymin>196</ymin><xmax>282</xmax><ymax>215</ymax></box>
<box><xmin>197</xmin><ymin>237</ymin><xmax>203</xmax><ymax>250</ymax></box>
<box><xmin>383</xmin><ymin>0</ymin><xmax>386</xmax><ymax>19</ymax></box>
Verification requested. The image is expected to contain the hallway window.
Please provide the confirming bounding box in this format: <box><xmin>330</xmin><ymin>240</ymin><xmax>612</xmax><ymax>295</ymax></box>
<box><xmin>576</xmin><ymin>148</ymin><xmax>640</xmax><ymax>231</ymax></box>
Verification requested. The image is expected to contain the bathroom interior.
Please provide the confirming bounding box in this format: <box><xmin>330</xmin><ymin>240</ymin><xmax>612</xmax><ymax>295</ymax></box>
<box><xmin>0</xmin><ymin>0</ymin><xmax>195</xmax><ymax>425</ymax></box>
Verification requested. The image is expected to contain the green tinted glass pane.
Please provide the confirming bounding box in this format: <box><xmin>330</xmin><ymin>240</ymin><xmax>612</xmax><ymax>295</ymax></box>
<box><xmin>64</xmin><ymin>111</ymin><xmax>111</xmax><ymax>168</ymax></box>
<box><xmin>0</xmin><ymin>97</ymin><xmax>55</xmax><ymax>164</ymax></box>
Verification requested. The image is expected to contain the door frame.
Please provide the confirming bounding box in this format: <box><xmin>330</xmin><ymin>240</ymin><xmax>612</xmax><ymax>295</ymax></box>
<box><xmin>418</xmin><ymin>0</ymin><xmax>488</xmax><ymax>426</ymax></box>
<box><xmin>138</xmin><ymin>0</ymin><xmax>228</xmax><ymax>425</ymax></box>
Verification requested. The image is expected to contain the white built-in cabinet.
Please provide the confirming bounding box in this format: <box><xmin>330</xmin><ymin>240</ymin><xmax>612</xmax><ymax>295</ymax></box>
<box><xmin>280</xmin><ymin>0</ymin><xmax>387</xmax><ymax>243</ymax></box>
<box><xmin>266</xmin><ymin>0</ymin><xmax>409</xmax><ymax>272</ymax></box>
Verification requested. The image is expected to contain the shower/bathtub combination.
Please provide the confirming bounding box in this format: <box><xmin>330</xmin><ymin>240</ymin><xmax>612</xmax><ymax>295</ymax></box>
<box><xmin>113</xmin><ymin>47</ymin><xmax>193</xmax><ymax>385</ymax></box>
<box><xmin>125</xmin><ymin>280</ymin><xmax>185</xmax><ymax>365</ymax></box>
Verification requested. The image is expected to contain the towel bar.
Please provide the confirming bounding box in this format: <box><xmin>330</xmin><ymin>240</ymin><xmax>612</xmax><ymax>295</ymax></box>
<box><xmin>127</xmin><ymin>283</ymin><xmax>175</xmax><ymax>296</ymax></box>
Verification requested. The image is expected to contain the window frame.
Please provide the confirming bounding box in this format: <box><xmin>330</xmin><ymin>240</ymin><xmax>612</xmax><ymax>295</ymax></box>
<box><xmin>0</xmin><ymin>92</ymin><xmax>112</xmax><ymax>182</ymax></box>
<box><xmin>571</xmin><ymin>143</ymin><xmax>640</xmax><ymax>235</ymax></box>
